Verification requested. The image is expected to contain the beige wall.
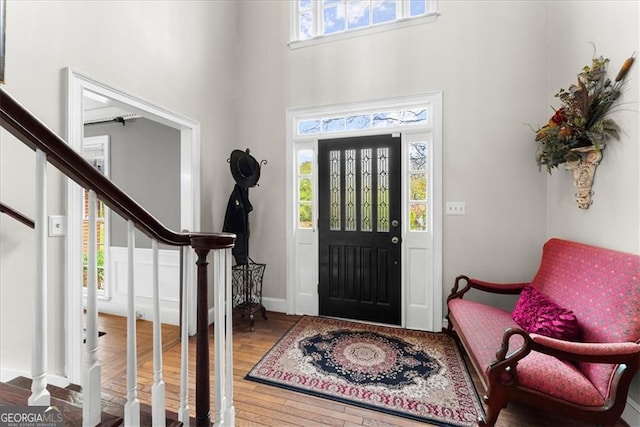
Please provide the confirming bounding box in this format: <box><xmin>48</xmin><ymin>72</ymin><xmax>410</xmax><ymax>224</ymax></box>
<box><xmin>545</xmin><ymin>0</ymin><xmax>640</xmax><ymax>409</ymax></box>
<box><xmin>546</xmin><ymin>1</ymin><xmax>639</xmax><ymax>252</ymax></box>
<box><xmin>236</xmin><ymin>0</ymin><xmax>549</xmax><ymax>306</ymax></box>
<box><xmin>0</xmin><ymin>1</ymin><xmax>238</xmax><ymax>376</ymax></box>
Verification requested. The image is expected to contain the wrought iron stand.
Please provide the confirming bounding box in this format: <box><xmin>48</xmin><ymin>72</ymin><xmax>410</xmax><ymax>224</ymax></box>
<box><xmin>232</xmin><ymin>258</ymin><xmax>267</xmax><ymax>331</ymax></box>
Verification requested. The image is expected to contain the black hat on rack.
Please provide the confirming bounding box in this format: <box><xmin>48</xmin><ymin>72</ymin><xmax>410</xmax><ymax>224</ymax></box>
<box><xmin>229</xmin><ymin>149</ymin><xmax>261</xmax><ymax>188</ymax></box>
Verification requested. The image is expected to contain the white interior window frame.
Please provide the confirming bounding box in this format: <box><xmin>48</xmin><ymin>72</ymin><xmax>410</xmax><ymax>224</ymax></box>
<box><xmin>289</xmin><ymin>0</ymin><xmax>440</xmax><ymax>49</ymax></box>
<box><xmin>285</xmin><ymin>92</ymin><xmax>443</xmax><ymax>331</ymax></box>
<box><xmin>82</xmin><ymin>135</ymin><xmax>111</xmax><ymax>300</ymax></box>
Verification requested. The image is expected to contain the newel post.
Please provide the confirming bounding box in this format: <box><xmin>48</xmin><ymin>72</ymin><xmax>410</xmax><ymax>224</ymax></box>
<box><xmin>190</xmin><ymin>232</ymin><xmax>236</xmax><ymax>427</ymax></box>
<box><xmin>194</xmin><ymin>246</ymin><xmax>211</xmax><ymax>426</ymax></box>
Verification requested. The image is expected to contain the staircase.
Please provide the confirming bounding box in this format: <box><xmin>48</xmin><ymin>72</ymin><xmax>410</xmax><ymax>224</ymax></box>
<box><xmin>0</xmin><ymin>377</ymin><xmax>184</xmax><ymax>426</ymax></box>
<box><xmin>0</xmin><ymin>86</ymin><xmax>236</xmax><ymax>426</ymax></box>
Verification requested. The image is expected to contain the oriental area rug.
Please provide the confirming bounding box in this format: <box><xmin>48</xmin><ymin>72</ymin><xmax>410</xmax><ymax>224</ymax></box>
<box><xmin>245</xmin><ymin>316</ymin><xmax>484</xmax><ymax>427</ymax></box>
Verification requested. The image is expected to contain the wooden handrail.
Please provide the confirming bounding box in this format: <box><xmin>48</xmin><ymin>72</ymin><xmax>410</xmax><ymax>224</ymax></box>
<box><xmin>1</xmin><ymin>86</ymin><xmax>235</xmax><ymax>425</ymax></box>
<box><xmin>0</xmin><ymin>87</ymin><xmax>234</xmax><ymax>248</ymax></box>
<box><xmin>0</xmin><ymin>201</ymin><xmax>34</xmax><ymax>228</ymax></box>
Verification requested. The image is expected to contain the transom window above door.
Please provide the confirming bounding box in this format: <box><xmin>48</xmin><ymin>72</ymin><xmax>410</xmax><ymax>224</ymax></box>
<box><xmin>290</xmin><ymin>0</ymin><xmax>439</xmax><ymax>47</ymax></box>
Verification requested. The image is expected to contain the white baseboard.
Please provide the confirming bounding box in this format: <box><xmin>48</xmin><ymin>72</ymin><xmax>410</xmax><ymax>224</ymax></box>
<box><xmin>206</xmin><ymin>297</ymin><xmax>288</xmax><ymax>326</ymax></box>
<box><xmin>623</xmin><ymin>396</ymin><xmax>640</xmax><ymax>427</ymax></box>
<box><xmin>262</xmin><ymin>297</ymin><xmax>287</xmax><ymax>314</ymax></box>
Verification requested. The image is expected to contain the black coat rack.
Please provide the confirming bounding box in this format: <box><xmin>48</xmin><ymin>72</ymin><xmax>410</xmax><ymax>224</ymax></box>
<box><xmin>223</xmin><ymin>148</ymin><xmax>268</xmax><ymax>331</ymax></box>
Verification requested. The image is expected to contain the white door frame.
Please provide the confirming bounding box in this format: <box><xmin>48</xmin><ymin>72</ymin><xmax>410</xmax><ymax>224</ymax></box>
<box><xmin>65</xmin><ymin>68</ymin><xmax>201</xmax><ymax>384</ymax></box>
<box><xmin>285</xmin><ymin>93</ymin><xmax>443</xmax><ymax>331</ymax></box>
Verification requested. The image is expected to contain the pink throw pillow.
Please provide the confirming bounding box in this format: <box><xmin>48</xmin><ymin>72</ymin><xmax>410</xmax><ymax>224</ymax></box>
<box><xmin>512</xmin><ymin>286</ymin><xmax>581</xmax><ymax>341</ymax></box>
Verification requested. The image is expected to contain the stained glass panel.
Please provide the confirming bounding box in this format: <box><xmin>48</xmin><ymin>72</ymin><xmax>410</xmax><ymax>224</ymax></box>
<box><xmin>345</xmin><ymin>149</ymin><xmax>356</xmax><ymax>231</ymax></box>
<box><xmin>330</xmin><ymin>150</ymin><xmax>341</xmax><ymax>230</ymax></box>
<box><xmin>377</xmin><ymin>147</ymin><xmax>389</xmax><ymax>232</ymax></box>
<box><xmin>361</xmin><ymin>148</ymin><xmax>372</xmax><ymax>231</ymax></box>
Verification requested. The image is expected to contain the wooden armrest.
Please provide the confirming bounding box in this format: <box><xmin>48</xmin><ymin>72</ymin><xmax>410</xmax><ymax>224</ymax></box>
<box><xmin>447</xmin><ymin>275</ymin><xmax>528</xmax><ymax>301</ymax></box>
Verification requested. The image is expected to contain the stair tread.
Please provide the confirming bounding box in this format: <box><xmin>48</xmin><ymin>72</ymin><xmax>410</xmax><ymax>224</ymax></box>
<box><xmin>1</xmin><ymin>378</ymin><xmax>183</xmax><ymax>426</ymax></box>
<box><xmin>0</xmin><ymin>382</ymin><xmax>122</xmax><ymax>426</ymax></box>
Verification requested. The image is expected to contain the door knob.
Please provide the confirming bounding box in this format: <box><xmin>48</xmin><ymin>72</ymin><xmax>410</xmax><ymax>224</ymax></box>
<box><xmin>391</xmin><ymin>236</ymin><xmax>399</xmax><ymax>244</ymax></box>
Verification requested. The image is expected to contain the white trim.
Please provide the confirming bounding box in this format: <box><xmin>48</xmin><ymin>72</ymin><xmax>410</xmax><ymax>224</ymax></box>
<box><xmin>285</xmin><ymin>93</ymin><xmax>443</xmax><ymax>331</ymax></box>
<box><xmin>623</xmin><ymin>396</ymin><xmax>640</xmax><ymax>427</ymax></box>
<box><xmin>65</xmin><ymin>68</ymin><xmax>201</xmax><ymax>384</ymax></box>
<box><xmin>93</xmin><ymin>246</ymin><xmax>182</xmax><ymax>325</ymax></box>
<box><xmin>82</xmin><ymin>135</ymin><xmax>111</xmax><ymax>300</ymax></box>
<box><xmin>209</xmin><ymin>297</ymin><xmax>287</xmax><ymax>325</ymax></box>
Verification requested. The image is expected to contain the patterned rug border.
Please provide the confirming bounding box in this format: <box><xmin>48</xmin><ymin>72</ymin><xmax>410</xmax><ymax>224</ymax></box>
<box><xmin>245</xmin><ymin>316</ymin><xmax>485</xmax><ymax>427</ymax></box>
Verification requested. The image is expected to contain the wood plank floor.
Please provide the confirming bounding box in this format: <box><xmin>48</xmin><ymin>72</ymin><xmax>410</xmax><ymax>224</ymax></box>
<box><xmin>94</xmin><ymin>311</ymin><xmax>627</xmax><ymax>426</ymax></box>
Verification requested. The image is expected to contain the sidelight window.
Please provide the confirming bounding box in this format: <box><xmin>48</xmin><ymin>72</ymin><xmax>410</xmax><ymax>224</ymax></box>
<box><xmin>408</xmin><ymin>141</ymin><xmax>428</xmax><ymax>231</ymax></box>
<box><xmin>298</xmin><ymin>149</ymin><xmax>314</xmax><ymax>229</ymax></box>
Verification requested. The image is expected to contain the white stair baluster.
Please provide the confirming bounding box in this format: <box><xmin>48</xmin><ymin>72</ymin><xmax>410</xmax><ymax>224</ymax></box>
<box><xmin>178</xmin><ymin>246</ymin><xmax>190</xmax><ymax>423</ymax></box>
<box><xmin>151</xmin><ymin>239</ymin><xmax>166</xmax><ymax>426</ymax></box>
<box><xmin>223</xmin><ymin>248</ymin><xmax>235</xmax><ymax>426</ymax></box>
<box><xmin>124</xmin><ymin>220</ymin><xmax>140</xmax><ymax>426</ymax></box>
<box><xmin>214</xmin><ymin>248</ymin><xmax>235</xmax><ymax>426</ymax></box>
<box><xmin>83</xmin><ymin>189</ymin><xmax>102</xmax><ymax>426</ymax></box>
<box><xmin>213</xmin><ymin>249</ymin><xmax>226</xmax><ymax>426</ymax></box>
<box><xmin>29</xmin><ymin>149</ymin><xmax>50</xmax><ymax>406</ymax></box>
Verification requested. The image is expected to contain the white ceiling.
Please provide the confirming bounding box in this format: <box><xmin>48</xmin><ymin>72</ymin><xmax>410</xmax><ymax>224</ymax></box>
<box><xmin>84</xmin><ymin>93</ymin><xmax>140</xmax><ymax>125</ymax></box>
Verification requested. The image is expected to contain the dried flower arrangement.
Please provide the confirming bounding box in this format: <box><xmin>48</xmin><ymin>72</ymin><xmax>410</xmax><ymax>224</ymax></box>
<box><xmin>534</xmin><ymin>52</ymin><xmax>635</xmax><ymax>173</ymax></box>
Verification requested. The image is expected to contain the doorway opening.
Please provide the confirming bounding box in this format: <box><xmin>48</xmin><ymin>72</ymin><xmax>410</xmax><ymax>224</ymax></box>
<box><xmin>318</xmin><ymin>134</ymin><xmax>402</xmax><ymax>325</ymax></box>
<box><xmin>65</xmin><ymin>68</ymin><xmax>201</xmax><ymax>384</ymax></box>
<box><xmin>286</xmin><ymin>93</ymin><xmax>443</xmax><ymax>331</ymax></box>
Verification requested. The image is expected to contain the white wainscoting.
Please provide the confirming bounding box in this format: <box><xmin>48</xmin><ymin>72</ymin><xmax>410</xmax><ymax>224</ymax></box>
<box><xmin>94</xmin><ymin>246</ymin><xmax>181</xmax><ymax>325</ymax></box>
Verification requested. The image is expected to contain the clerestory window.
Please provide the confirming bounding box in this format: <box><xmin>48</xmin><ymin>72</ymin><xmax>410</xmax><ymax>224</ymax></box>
<box><xmin>292</xmin><ymin>0</ymin><xmax>439</xmax><ymax>46</ymax></box>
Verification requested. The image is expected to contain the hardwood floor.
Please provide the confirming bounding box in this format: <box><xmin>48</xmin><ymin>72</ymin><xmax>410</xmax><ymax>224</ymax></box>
<box><xmin>95</xmin><ymin>312</ymin><xmax>627</xmax><ymax>427</ymax></box>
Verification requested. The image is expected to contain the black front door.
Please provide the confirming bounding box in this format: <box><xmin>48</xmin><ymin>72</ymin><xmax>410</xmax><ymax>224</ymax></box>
<box><xmin>318</xmin><ymin>134</ymin><xmax>401</xmax><ymax>325</ymax></box>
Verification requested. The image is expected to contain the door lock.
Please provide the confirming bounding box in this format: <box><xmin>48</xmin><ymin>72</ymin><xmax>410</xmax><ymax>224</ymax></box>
<box><xmin>391</xmin><ymin>236</ymin><xmax>399</xmax><ymax>244</ymax></box>
<box><xmin>391</xmin><ymin>219</ymin><xmax>399</xmax><ymax>227</ymax></box>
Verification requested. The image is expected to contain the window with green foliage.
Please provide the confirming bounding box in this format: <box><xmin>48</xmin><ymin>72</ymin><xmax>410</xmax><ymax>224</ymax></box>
<box><xmin>408</xmin><ymin>142</ymin><xmax>427</xmax><ymax>231</ymax></box>
<box><xmin>298</xmin><ymin>150</ymin><xmax>314</xmax><ymax>228</ymax></box>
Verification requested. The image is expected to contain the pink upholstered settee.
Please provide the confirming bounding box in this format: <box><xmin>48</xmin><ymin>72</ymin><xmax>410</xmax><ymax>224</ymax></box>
<box><xmin>445</xmin><ymin>238</ymin><xmax>640</xmax><ymax>426</ymax></box>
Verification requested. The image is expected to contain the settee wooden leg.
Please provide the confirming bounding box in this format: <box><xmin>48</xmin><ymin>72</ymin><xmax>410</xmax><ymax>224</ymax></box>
<box><xmin>478</xmin><ymin>394</ymin><xmax>506</xmax><ymax>427</ymax></box>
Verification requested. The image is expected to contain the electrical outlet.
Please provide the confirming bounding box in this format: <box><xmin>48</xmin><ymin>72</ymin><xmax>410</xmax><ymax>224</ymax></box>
<box><xmin>446</xmin><ymin>202</ymin><xmax>466</xmax><ymax>215</ymax></box>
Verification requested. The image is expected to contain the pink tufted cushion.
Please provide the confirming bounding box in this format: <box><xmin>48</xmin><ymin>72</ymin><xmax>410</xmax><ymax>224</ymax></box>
<box><xmin>530</xmin><ymin>238</ymin><xmax>640</xmax><ymax>399</ymax></box>
<box><xmin>512</xmin><ymin>286</ymin><xmax>581</xmax><ymax>341</ymax></box>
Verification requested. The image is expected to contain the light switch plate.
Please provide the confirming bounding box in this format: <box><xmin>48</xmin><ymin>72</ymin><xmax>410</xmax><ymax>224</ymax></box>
<box><xmin>446</xmin><ymin>202</ymin><xmax>466</xmax><ymax>215</ymax></box>
<box><xmin>48</xmin><ymin>215</ymin><xmax>66</xmax><ymax>236</ymax></box>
